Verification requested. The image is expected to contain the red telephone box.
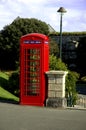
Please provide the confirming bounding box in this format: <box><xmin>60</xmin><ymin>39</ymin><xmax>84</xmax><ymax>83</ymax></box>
<box><xmin>20</xmin><ymin>33</ymin><xmax>49</xmax><ymax>106</ymax></box>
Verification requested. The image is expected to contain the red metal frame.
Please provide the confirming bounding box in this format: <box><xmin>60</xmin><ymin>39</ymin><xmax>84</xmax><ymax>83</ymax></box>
<box><xmin>20</xmin><ymin>33</ymin><xmax>49</xmax><ymax>106</ymax></box>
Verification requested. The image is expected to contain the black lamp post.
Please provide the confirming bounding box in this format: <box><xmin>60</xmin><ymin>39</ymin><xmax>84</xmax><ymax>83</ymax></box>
<box><xmin>57</xmin><ymin>7</ymin><xmax>67</xmax><ymax>60</ymax></box>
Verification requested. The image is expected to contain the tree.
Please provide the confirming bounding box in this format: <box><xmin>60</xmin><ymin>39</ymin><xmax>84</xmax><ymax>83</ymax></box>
<box><xmin>0</xmin><ymin>17</ymin><xmax>49</xmax><ymax>70</ymax></box>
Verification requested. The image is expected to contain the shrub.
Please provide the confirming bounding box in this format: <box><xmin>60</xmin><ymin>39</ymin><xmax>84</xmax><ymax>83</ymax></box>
<box><xmin>8</xmin><ymin>71</ymin><xmax>19</xmax><ymax>96</ymax></box>
<box><xmin>65</xmin><ymin>71</ymin><xmax>79</xmax><ymax>106</ymax></box>
<box><xmin>49</xmin><ymin>54</ymin><xmax>68</xmax><ymax>71</ymax></box>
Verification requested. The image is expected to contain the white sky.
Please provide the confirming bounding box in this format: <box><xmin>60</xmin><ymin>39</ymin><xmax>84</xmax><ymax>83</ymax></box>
<box><xmin>0</xmin><ymin>0</ymin><xmax>86</xmax><ymax>32</ymax></box>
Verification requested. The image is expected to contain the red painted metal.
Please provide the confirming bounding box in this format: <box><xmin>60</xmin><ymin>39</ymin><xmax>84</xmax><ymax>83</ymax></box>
<box><xmin>20</xmin><ymin>33</ymin><xmax>49</xmax><ymax>106</ymax></box>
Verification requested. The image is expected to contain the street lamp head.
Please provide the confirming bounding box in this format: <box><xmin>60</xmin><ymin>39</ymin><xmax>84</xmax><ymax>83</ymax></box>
<box><xmin>57</xmin><ymin>7</ymin><xmax>67</xmax><ymax>13</ymax></box>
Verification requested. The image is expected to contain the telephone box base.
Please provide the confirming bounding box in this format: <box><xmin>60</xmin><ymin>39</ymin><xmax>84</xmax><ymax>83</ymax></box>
<box><xmin>20</xmin><ymin>103</ymin><xmax>44</xmax><ymax>106</ymax></box>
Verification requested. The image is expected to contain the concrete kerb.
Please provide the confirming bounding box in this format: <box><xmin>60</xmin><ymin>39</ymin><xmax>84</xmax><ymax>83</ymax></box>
<box><xmin>66</xmin><ymin>105</ymin><xmax>86</xmax><ymax>111</ymax></box>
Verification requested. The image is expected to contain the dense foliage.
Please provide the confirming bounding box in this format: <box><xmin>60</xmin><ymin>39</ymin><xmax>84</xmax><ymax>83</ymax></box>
<box><xmin>49</xmin><ymin>54</ymin><xmax>68</xmax><ymax>70</ymax></box>
<box><xmin>65</xmin><ymin>71</ymin><xmax>79</xmax><ymax>106</ymax></box>
<box><xmin>0</xmin><ymin>17</ymin><xmax>49</xmax><ymax>70</ymax></box>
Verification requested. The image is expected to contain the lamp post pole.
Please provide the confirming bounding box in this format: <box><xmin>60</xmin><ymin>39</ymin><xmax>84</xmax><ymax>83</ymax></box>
<box><xmin>57</xmin><ymin>7</ymin><xmax>67</xmax><ymax>60</ymax></box>
<box><xmin>59</xmin><ymin>12</ymin><xmax>62</xmax><ymax>60</ymax></box>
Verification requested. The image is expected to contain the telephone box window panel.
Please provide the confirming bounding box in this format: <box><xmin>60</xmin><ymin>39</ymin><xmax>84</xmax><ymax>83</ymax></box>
<box><xmin>24</xmin><ymin>49</ymin><xmax>40</xmax><ymax>96</ymax></box>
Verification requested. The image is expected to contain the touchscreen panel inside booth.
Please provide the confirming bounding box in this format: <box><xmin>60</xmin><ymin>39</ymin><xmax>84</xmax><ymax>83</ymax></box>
<box><xmin>20</xmin><ymin>33</ymin><xmax>49</xmax><ymax>106</ymax></box>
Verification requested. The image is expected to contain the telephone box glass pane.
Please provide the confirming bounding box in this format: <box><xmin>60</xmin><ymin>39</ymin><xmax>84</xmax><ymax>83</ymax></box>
<box><xmin>24</xmin><ymin>48</ymin><xmax>40</xmax><ymax>96</ymax></box>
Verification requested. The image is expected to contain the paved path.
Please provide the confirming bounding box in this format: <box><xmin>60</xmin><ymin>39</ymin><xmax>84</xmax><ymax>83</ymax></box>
<box><xmin>0</xmin><ymin>102</ymin><xmax>86</xmax><ymax>130</ymax></box>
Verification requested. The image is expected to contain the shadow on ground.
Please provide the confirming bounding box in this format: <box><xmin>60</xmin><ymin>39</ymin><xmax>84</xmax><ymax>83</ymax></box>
<box><xmin>0</xmin><ymin>77</ymin><xmax>8</xmax><ymax>89</ymax></box>
<box><xmin>0</xmin><ymin>97</ymin><xmax>19</xmax><ymax>104</ymax></box>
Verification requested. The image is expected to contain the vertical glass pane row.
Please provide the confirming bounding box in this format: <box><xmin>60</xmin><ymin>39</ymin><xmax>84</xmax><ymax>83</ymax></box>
<box><xmin>24</xmin><ymin>48</ymin><xmax>40</xmax><ymax>96</ymax></box>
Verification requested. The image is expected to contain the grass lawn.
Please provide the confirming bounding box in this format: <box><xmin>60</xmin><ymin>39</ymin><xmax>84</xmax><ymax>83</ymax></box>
<box><xmin>0</xmin><ymin>71</ymin><xmax>9</xmax><ymax>80</ymax></box>
<box><xmin>0</xmin><ymin>86</ymin><xmax>19</xmax><ymax>102</ymax></box>
<box><xmin>0</xmin><ymin>71</ymin><xmax>19</xmax><ymax>103</ymax></box>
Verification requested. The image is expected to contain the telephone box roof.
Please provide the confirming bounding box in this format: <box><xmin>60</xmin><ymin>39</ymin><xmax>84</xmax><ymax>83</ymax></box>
<box><xmin>21</xmin><ymin>33</ymin><xmax>48</xmax><ymax>40</ymax></box>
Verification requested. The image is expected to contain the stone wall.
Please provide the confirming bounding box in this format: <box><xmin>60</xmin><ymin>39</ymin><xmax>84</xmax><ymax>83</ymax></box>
<box><xmin>45</xmin><ymin>70</ymin><xmax>68</xmax><ymax>108</ymax></box>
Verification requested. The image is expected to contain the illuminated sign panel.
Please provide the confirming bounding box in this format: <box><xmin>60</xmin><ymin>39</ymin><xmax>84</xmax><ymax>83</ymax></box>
<box><xmin>24</xmin><ymin>40</ymin><xmax>41</xmax><ymax>44</ymax></box>
<box><xmin>24</xmin><ymin>40</ymin><xmax>48</xmax><ymax>44</ymax></box>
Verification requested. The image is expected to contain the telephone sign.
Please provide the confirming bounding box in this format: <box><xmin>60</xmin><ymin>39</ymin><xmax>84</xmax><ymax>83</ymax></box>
<box><xmin>24</xmin><ymin>40</ymin><xmax>41</xmax><ymax>44</ymax></box>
